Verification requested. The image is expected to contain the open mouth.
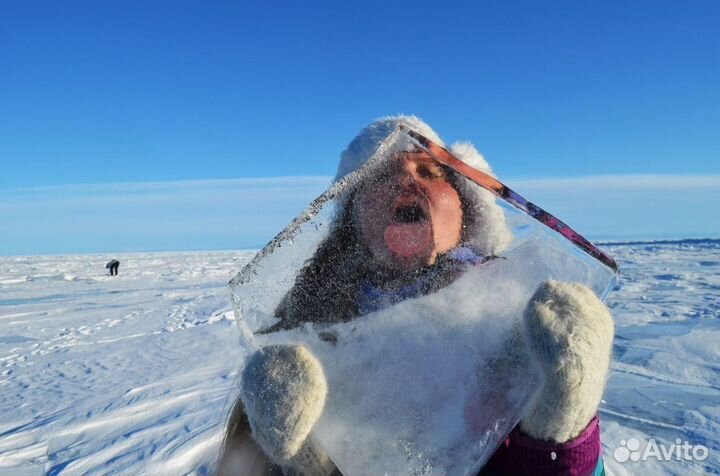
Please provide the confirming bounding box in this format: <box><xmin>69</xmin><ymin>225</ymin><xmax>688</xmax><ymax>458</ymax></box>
<box><xmin>385</xmin><ymin>199</ymin><xmax>433</xmax><ymax>259</ymax></box>
<box><xmin>393</xmin><ymin>204</ymin><xmax>427</xmax><ymax>223</ymax></box>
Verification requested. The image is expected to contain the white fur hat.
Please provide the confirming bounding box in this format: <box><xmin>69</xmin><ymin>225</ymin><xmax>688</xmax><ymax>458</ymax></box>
<box><xmin>335</xmin><ymin>115</ymin><xmax>512</xmax><ymax>256</ymax></box>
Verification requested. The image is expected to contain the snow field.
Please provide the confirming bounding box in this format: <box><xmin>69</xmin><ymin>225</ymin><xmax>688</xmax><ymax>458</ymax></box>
<box><xmin>0</xmin><ymin>241</ymin><xmax>718</xmax><ymax>474</ymax></box>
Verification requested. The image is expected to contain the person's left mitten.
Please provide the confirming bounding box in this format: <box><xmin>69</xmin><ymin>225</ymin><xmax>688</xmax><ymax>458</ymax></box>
<box><xmin>240</xmin><ymin>344</ymin><xmax>335</xmax><ymax>475</ymax></box>
<box><xmin>520</xmin><ymin>280</ymin><xmax>614</xmax><ymax>443</ymax></box>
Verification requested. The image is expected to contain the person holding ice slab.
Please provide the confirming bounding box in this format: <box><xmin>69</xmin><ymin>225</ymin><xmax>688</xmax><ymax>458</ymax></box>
<box><xmin>218</xmin><ymin>116</ymin><xmax>618</xmax><ymax>476</ymax></box>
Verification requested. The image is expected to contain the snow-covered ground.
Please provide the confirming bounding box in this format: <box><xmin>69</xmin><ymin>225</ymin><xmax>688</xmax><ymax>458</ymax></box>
<box><xmin>600</xmin><ymin>240</ymin><xmax>720</xmax><ymax>475</ymax></box>
<box><xmin>0</xmin><ymin>252</ymin><xmax>253</xmax><ymax>475</ymax></box>
<box><xmin>0</xmin><ymin>241</ymin><xmax>718</xmax><ymax>475</ymax></box>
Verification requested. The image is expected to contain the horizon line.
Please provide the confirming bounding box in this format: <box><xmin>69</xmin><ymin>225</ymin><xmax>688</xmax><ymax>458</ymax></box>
<box><xmin>2</xmin><ymin>236</ymin><xmax>719</xmax><ymax>259</ymax></box>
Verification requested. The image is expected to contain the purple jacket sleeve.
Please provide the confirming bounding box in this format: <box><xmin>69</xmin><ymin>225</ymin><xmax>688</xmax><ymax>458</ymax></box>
<box><xmin>481</xmin><ymin>416</ymin><xmax>602</xmax><ymax>476</ymax></box>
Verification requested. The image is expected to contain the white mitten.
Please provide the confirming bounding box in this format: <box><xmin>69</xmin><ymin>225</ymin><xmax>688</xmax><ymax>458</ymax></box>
<box><xmin>520</xmin><ymin>280</ymin><xmax>614</xmax><ymax>443</ymax></box>
<box><xmin>240</xmin><ymin>345</ymin><xmax>335</xmax><ymax>475</ymax></box>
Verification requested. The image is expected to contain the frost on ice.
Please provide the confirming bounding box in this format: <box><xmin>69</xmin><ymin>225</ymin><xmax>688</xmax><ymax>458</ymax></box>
<box><xmin>229</xmin><ymin>128</ymin><xmax>618</xmax><ymax>475</ymax></box>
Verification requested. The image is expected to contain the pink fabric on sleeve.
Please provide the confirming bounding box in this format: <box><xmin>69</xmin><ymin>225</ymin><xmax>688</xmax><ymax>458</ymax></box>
<box><xmin>482</xmin><ymin>416</ymin><xmax>601</xmax><ymax>476</ymax></box>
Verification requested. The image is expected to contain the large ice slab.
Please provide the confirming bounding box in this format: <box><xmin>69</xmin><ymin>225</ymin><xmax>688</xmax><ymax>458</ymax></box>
<box><xmin>230</xmin><ymin>127</ymin><xmax>617</xmax><ymax>475</ymax></box>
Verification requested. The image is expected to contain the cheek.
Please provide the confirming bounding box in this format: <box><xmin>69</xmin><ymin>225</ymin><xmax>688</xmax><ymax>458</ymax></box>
<box><xmin>355</xmin><ymin>191</ymin><xmax>390</xmax><ymax>246</ymax></box>
<box><xmin>430</xmin><ymin>187</ymin><xmax>463</xmax><ymax>248</ymax></box>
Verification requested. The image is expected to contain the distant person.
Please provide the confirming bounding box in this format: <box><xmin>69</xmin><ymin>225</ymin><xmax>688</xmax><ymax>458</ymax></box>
<box><xmin>106</xmin><ymin>259</ymin><xmax>120</xmax><ymax>276</ymax></box>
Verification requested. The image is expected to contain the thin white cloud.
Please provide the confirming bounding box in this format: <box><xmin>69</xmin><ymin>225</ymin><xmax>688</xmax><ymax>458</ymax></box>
<box><xmin>3</xmin><ymin>174</ymin><xmax>719</xmax><ymax>195</ymax></box>
<box><xmin>0</xmin><ymin>174</ymin><xmax>718</xmax><ymax>255</ymax></box>
<box><xmin>0</xmin><ymin>176</ymin><xmax>333</xmax><ymax>200</ymax></box>
<box><xmin>506</xmin><ymin>174</ymin><xmax>720</xmax><ymax>190</ymax></box>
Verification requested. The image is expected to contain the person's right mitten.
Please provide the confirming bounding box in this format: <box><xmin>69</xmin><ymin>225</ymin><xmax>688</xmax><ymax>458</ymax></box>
<box><xmin>240</xmin><ymin>344</ymin><xmax>336</xmax><ymax>475</ymax></box>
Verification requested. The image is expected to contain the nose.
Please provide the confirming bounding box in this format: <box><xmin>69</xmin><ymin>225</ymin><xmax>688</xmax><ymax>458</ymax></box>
<box><xmin>396</xmin><ymin>158</ymin><xmax>420</xmax><ymax>188</ymax></box>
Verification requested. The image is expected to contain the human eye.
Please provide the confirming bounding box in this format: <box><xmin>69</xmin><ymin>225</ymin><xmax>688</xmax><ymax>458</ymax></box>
<box><xmin>417</xmin><ymin>163</ymin><xmax>446</xmax><ymax>180</ymax></box>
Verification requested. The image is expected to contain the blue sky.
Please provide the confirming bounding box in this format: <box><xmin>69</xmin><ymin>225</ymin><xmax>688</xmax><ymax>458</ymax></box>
<box><xmin>1</xmin><ymin>1</ymin><xmax>719</xmax><ymax>254</ymax></box>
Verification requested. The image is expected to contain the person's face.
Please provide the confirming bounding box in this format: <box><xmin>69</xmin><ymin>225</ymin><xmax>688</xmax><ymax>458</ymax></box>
<box><xmin>353</xmin><ymin>151</ymin><xmax>464</xmax><ymax>271</ymax></box>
